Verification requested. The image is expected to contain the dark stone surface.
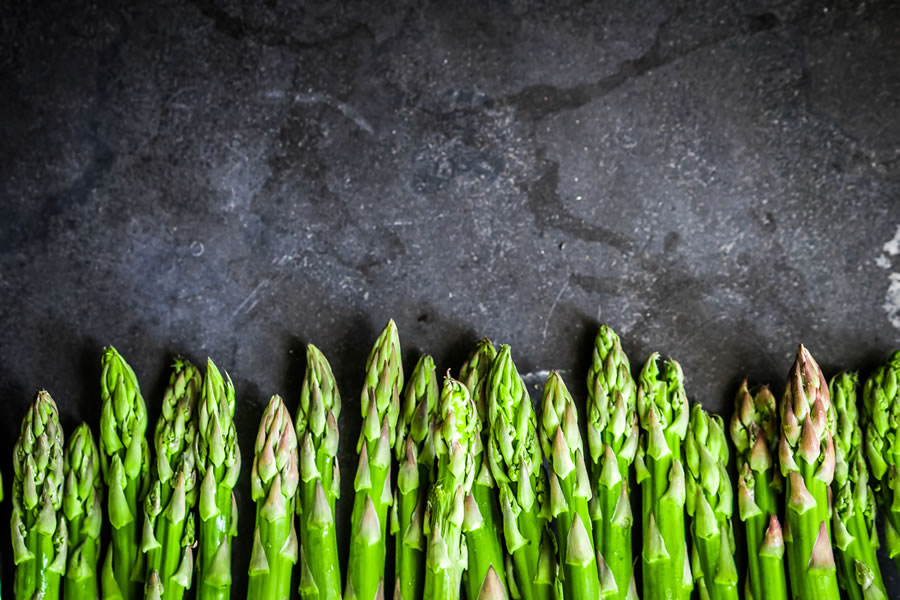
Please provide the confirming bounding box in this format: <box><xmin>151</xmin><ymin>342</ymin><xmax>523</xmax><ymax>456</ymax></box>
<box><xmin>2</xmin><ymin>0</ymin><xmax>899</xmax><ymax>595</ymax></box>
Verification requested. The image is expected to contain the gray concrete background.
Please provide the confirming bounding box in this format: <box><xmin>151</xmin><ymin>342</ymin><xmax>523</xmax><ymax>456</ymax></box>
<box><xmin>2</xmin><ymin>0</ymin><xmax>899</xmax><ymax>596</ymax></box>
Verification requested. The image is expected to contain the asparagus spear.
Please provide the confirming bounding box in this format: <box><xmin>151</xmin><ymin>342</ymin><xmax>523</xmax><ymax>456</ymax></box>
<box><xmin>345</xmin><ymin>320</ymin><xmax>403</xmax><ymax>600</ymax></box>
<box><xmin>248</xmin><ymin>395</ymin><xmax>300</xmax><ymax>600</ymax></box>
<box><xmin>684</xmin><ymin>404</ymin><xmax>738</xmax><ymax>600</ymax></box>
<box><xmin>195</xmin><ymin>359</ymin><xmax>241</xmax><ymax>600</ymax></box>
<box><xmin>585</xmin><ymin>325</ymin><xmax>638</xmax><ymax>599</ymax></box>
<box><xmin>143</xmin><ymin>358</ymin><xmax>202</xmax><ymax>600</ymax></box>
<box><xmin>423</xmin><ymin>376</ymin><xmax>479</xmax><ymax>600</ymax></box>
<box><xmin>729</xmin><ymin>381</ymin><xmax>787</xmax><ymax>600</ymax></box>
<box><xmin>635</xmin><ymin>353</ymin><xmax>692</xmax><ymax>600</ymax></box>
<box><xmin>11</xmin><ymin>390</ymin><xmax>67</xmax><ymax>600</ymax></box>
<box><xmin>486</xmin><ymin>346</ymin><xmax>555</xmax><ymax>600</ymax></box>
<box><xmin>63</xmin><ymin>423</ymin><xmax>103</xmax><ymax>600</ymax></box>
<box><xmin>296</xmin><ymin>345</ymin><xmax>342</xmax><ymax>600</ymax></box>
<box><xmin>391</xmin><ymin>354</ymin><xmax>436</xmax><ymax>600</ymax></box>
<box><xmin>99</xmin><ymin>347</ymin><xmax>151</xmax><ymax>600</ymax></box>
<box><xmin>539</xmin><ymin>372</ymin><xmax>599</xmax><ymax>600</ymax></box>
<box><xmin>778</xmin><ymin>345</ymin><xmax>839</xmax><ymax>600</ymax></box>
<box><xmin>460</xmin><ymin>340</ymin><xmax>509</xmax><ymax>600</ymax></box>
<box><xmin>831</xmin><ymin>372</ymin><xmax>886</xmax><ymax>600</ymax></box>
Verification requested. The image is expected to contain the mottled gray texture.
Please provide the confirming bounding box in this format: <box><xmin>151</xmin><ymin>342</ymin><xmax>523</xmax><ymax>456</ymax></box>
<box><xmin>2</xmin><ymin>0</ymin><xmax>899</xmax><ymax>595</ymax></box>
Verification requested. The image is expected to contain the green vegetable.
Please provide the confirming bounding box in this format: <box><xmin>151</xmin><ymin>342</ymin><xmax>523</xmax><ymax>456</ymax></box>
<box><xmin>778</xmin><ymin>345</ymin><xmax>839</xmax><ymax>600</ymax></box>
<box><xmin>831</xmin><ymin>372</ymin><xmax>886</xmax><ymax>599</ymax></box>
<box><xmin>391</xmin><ymin>354</ymin><xmax>436</xmax><ymax>600</ymax></box>
<box><xmin>346</xmin><ymin>320</ymin><xmax>403</xmax><ymax>600</ymax></box>
<box><xmin>486</xmin><ymin>346</ymin><xmax>555</xmax><ymax>600</ymax></box>
<box><xmin>539</xmin><ymin>372</ymin><xmax>599</xmax><ymax>600</ymax></box>
<box><xmin>63</xmin><ymin>423</ymin><xmax>103</xmax><ymax>600</ymax></box>
<box><xmin>195</xmin><ymin>359</ymin><xmax>241</xmax><ymax>600</ymax></box>
<box><xmin>459</xmin><ymin>340</ymin><xmax>509</xmax><ymax>600</ymax></box>
<box><xmin>684</xmin><ymin>404</ymin><xmax>738</xmax><ymax>600</ymax></box>
<box><xmin>585</xmin><ymin>325</ymin><xmax>638</xmax><ymax>599</ymax></box>
<box><xmin>730</xmin><ymin>381</ymin><xmax>787</xmax><ymax>600</ymax></box>
<box><xmin>99</xmin><ymin>347</ymin><xmax>151</xmax><ymax>600</ymax></box>
<box><xmin>248</xmin><ymin>395</ymin><xmax>300</xmax><ymax>600</ymax></box>
<box><xmin>296</xmin><ymin>345</ymin><xmax>342</xmax><ymax>600</ymax></box>
<box><xmin>142</xmin><ymin>358</ymin><xmax>202</xmax><ymax>600</ymax></box>
<box><xmin>424</xmin><ymin>377</ymin><xmax>479</xmax><ymax>600</ymax></box>
<box><xmin>11</xmin><ymin>390</ymin><xmax>67</xmax><ymax>600</ymax></box>
<box><xmin>635</xmin><ymin>353</ymin><xmax>691</xmax><ymax>600</ymax></box>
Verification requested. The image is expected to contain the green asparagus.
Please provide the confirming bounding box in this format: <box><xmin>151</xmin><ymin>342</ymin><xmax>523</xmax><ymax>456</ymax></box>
<box><xmin>830</xmin><ymin>372</ymin><xmax>886</xmax><ymax>600</ymax></box>
<box><xmin>424</xmin><ymin>376</ymin><xmax>479</xmax><ymax>600</ymax></box>
<box><xmin>863</xmin><ymin>351</ymin><xmax>900</xmax><ymax>573</ymax></box>
<box><xmin>684</xmin><ymin>404</ymin><xmax>738</xmax><ymax>600</ymax></box>
<box><xmin>248</xmin><ymin>395</ymin><xmax>300</xmax><ymax>600</ymax></box>
<box><xmin>539</xmin><ymin>372</ymin><xmax>599</xmax><ymax>600</ymax></box>
<box><xmin>99</xmin><ymin>347</ymin><xmax>151</xmax><ymax>600</ymax></box>
<box><xmin>297</xmin><ymin>345</ymin><xmax>342</xmax><ymax>600</ymax></box>
<box><xmin>486</xmin><ymin>346</ymin><xmax>555</xmax><ymax>600</ymax></box>
<box><xmin>635</xmin><ymin>353</ymin><xmax>691</xmax><ymax>600</ymax></box>
<box><xmin>778</xmin><ymin>345</ymin><xmax>839</xmax><ymax>600</ymax></box>
<box><xmin>585</xmin><ymin>325</ymin><xmax>638</xmax><ymax>599</ymax></box>
<box><xmin>11</xmin><ymin>390</ymin><xmax>67</xmax><ymax>600</ymax></box>
<box><xmin>729</xmin><ymin>381</ymin><xmax>787</xmax><ymax>600</ymax></box>
<box><xmin>63</xmin><ymin>423</ymin><xmax>103</xmax><ymax>600</ymax></box>
<box><xmin>346</xmin><ymin>320</ymin><xmax>403</xmax><ymax>600</ymax></box>
<box><xmin>195</xmin><ymin>359</ymin><xmax>241</xmax><ymax>600</ymax></box>
<box><xmin>459</xmin><ymin>340</ymin><xmax>509</xmax><ymax>600</ymax></box>
<box><xmin>143</xmin><ymin>358</ymin><xmax>202</xmax><ymax>600</ymax></box>
<box><xmin>391</xmin><ymin>354</ymin><xmax>436</xmax><ymax>600</ymax></box>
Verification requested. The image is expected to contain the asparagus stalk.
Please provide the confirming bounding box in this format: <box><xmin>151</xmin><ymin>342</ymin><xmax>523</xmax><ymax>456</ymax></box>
<box><xmin>99</xmin><ymin>347</ymin><xmax>151</xmax><ymax>600</ymax></box>
<box><xmin>296</xmin><ymin>345</ymin><xmax>342</xmax><ymax>600</ymax></box>
<box><xmin>635</xmin><ymin>353</ymin><xmax>692</xmax><ymax>600</ymax></box>
<box><xmin>585</xmin><ymin>325</ymin><xmax>638</xmax><ymax>599</ymax></box>
<box><xmin>63</xmin><ymin>423</ymin><xmax>103</xmax><ymax>600</ymax></box>
<box><xmin>195</xmin><ymin>359</ymin><xmax>241</xmax><ymax>600</ymax></box>
<box><xmin>248</xmin><ymin>395</ymin><xmax>300</xmax><ymax>600</ymax></box>
<box><xmin>423</xmin><ymin>376</ymin><xmax>479</xmax><ymax>600</ymax></box>
<box><xmin>539</xmin><ymin>372</ymin><xmax>599</xmax><ymax>600</ymax></box>
<box><xmin>143</xmin><ymin>358</ymin><xmax>202</xmax><ymax>600</ymax></box>
<box><xmin>729</xmin><ymin>381</ymin><xmax>787</xmax><ymax>600</ymax></box>
<box><xmin>346</xmin><ymin>320</ymin><xmax>403</xmax><ymax>600</ymax></box>
<box><xmin>486</xmin><ymin>346</ymin><xmax>555</xmax><ymax>600</ymax></box>
<box><xmin>778</xmin><ymin>345</ymin><xmax>839</xmax><ymax>600</ymax></box>
<box><xmin>391</xmin><ymin>354</ymin><xmax>436</xmax><ymax>600</ymax></box>
<box><xmin>460</xmin><ymin>340</ymin><xmax>509</xmax><ymax>600</ymax></box>
<box><xmin>831</xmin><ymin>372</ymin><xmax>886</xmax><ymax>600</ymax></box>
<box><xmin>684</xmin><ymin>404</ymin><xmax>738</xmax><ymax>600</ymax></box>
<box><xmin>11</xmin><ymin>390</ymin><xmax>67</xmax><ymax>600</ymax></box>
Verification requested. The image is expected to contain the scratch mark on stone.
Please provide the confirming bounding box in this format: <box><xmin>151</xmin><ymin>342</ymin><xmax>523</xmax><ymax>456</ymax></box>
<box><xmin>542</xmin><ymin>279</ymin><xmax>571</xmax><ymax>341</ymax></box>
<box><xmin>233</xmin><ymin>279</ymin><xmax>269</xmax><ymax>319</ymax></box>
<box><xmin>293</xmin><ymin>92</ymin><xmax>374</xmax><ymax>135</ymax></box>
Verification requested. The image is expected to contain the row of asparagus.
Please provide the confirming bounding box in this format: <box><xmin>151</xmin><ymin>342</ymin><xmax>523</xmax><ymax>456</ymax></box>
<box><xmin>7</xmin><ymin>320</ymin><xmax>900</xmax><ymax>600</ymax></box>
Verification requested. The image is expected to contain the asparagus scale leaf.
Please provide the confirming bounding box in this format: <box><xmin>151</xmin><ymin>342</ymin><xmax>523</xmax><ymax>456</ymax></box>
<box><xmin>684</xmin><ymin>404</ymin><xmax>738</xmax><ymax>600</ymax></box>
<box><xmin>64</xmin><ymin>423</ymin><xmax>103</xmax><ymax>600</ymax></box>
<box><xmin>423</xmin><ymin>377</ymin><xmax>479</xmax><ymax>600</ymax></box>
<box><xmin>346</xmin><ymin>320</ymin><xmax>403</xmax><ymax>600</ymax></box>
<box><xmin>460</xmin><ymin>340</ymin><xmax>509</xmax><ymax>600</ymax></box>
<box><xmin>391</xmin><ymin>354</ymin><xmax>436</xmax><ymax>600</ymax></box>
<box><xmin>12</xmin><ymin>390</ymin><xmax>67</xmax><ymax>600</ymax></box>
<box><xmin>586</xmin><ymin>325</ymin><xmax>638</xmax><ymax>599</ymax></box>
<box><xmin>730</xmin><ymin>382</ymin><xmax>787</xmax><ymax>600</ymax></box>
<box><xmin>487</xmin><ymin>346</ymin><xmax>555</xmax><ymax>600</ymax></box>
<box><xmin>99</xmin><ymin>346</ymin><xmax>150</xmax><ymax>600</ymax></box>
<box><xmin>143</xmin><ymin>358</ymin><xmax>202</xmax><ymax>600</ymax></box>
<box><xmin>635</xmin><ymin>353</ymin><xmax>692</xmax><ymax>600</ymax></box>
<box><xmin>540</xmin><ymin>372</ymin><xmax>599</xmax><ymax>600</ymax></box>
<box><xmin>778</xmin><ymin>346</ymin><xmax>840</xmax><ymax>600</ymax></box>
<box><xmin>248</xmin><ymin>395</ymin><xmax>300</xmax><ymax>600</ymax></box>
<box><xmin>297</xmin><ymin>345</ymin><xmax>342</xmax><ymax>600</ymax></box>
<box><xmin>195</xmin><ymin>359</ymin><xmax>241</xmax><ymax>600</ymax></box>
